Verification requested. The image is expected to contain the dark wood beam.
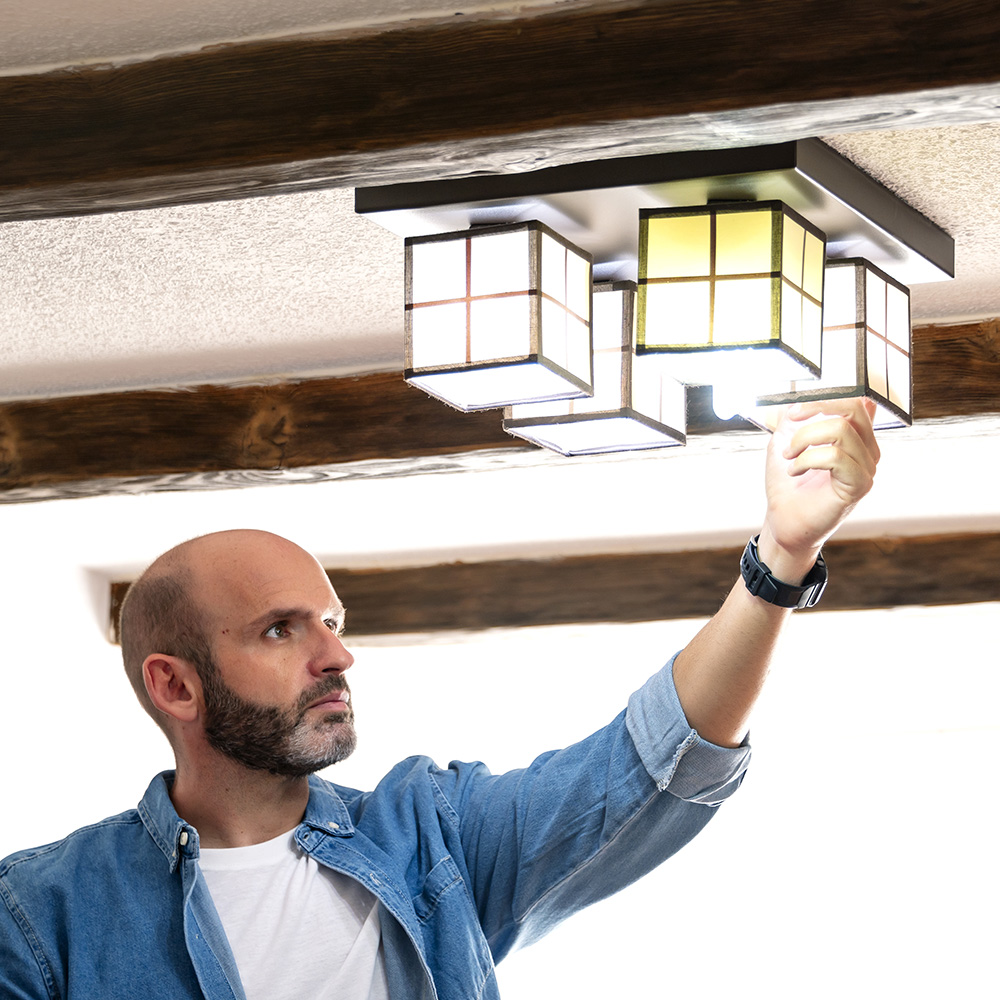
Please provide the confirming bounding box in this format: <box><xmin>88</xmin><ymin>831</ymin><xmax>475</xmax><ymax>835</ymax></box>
<box><xmin>108</xmin><ymin>531</ymin><xmax>1000</xmax><ymax>641</ymax></box>
<box><xmin>4</xmin><ymin>0</ymin><xmax>1000</xmax><ymax>221</ymax></box>
<box><xmin>2</xmin><ymin>320</ymin><xmax>998</xmax><ymax>504</ymax></box>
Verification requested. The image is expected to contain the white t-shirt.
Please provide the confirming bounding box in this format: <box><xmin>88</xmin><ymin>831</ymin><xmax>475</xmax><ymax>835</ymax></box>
<box><xmin>199</xmin><ymin>831</ymin><xmax>390</xmax><ymax>1000</ymax></box>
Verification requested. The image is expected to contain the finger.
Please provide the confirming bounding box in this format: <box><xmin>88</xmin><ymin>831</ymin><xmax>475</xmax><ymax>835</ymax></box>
<box><xmin>786</xmin><ymin>444</ymin><xmax>875</xmax><ymax>498</ymax></box>
<box><xmin>784</xmin><ymin>413</ymin><xmax>879</xmax><ymax>477</ymax></box>
<box><xmin>787</xmin><ymin>397</ymin><xmax>879</xmax><ymax>456</ymax></box>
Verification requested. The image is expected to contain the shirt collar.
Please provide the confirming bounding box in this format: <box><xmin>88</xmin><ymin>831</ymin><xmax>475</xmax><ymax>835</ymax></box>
<box><xmin>136</xmin><ymin>770</ymin><xmax>355</xmax><ymax>872</ymax></box>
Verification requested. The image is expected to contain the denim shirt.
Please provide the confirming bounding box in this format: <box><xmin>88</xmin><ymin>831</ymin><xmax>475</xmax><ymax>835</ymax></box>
<box><xmin>0</xmin><ymin>655</ymin><xmax>750</xmax><ymax>1000</ymax></box>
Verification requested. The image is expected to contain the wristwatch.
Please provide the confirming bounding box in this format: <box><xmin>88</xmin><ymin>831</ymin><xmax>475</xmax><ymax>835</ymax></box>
<box><xmin>740</xmin><ymin>534</ymin><xmax>828</xmax><ymax>609</ymax></box>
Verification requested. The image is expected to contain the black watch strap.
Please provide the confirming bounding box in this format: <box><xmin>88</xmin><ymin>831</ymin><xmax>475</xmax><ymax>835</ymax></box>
<box><xmin>740</xmin><ymin>535</ymin><xmax>827</xmax><ymax>610</ymax></box>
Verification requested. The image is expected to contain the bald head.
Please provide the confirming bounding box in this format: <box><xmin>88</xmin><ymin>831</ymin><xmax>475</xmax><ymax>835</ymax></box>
<box><xmin>119</xmin><ymin>530</ymin><xmax>325</xmax><ymax>734</ymax></box>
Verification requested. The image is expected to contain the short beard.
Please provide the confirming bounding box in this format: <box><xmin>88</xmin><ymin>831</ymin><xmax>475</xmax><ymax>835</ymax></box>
<box><xmin>199</xmin><ymin>661</ymin><xmax>357</xmax><ymax>778</ymax></box>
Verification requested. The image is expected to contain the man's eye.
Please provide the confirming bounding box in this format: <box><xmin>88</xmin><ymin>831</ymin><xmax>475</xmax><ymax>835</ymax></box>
<box><xmin>264</xmin><ymin>622</ymin><xmax>290</xmax><ymax>639</ymax></box>
<box><xmin>324</xmin><ymin>619</ymin><xmax>341</xmax><ymax>634</ymax></box>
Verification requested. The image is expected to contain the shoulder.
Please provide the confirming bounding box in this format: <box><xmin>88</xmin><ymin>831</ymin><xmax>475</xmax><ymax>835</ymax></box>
<box><xmin>1</xmin><ymin>808</ymin><xmax>145</xmax><ymax>888</ymax></box>
<box><xmin>316</xmin><ymin>755</ymin><xmax>495</xmax><ymax>822</ymax></box>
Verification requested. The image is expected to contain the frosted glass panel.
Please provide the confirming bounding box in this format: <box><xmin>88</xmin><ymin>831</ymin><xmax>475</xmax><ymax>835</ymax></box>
<box><xmin>410</xmin><ymin>239</ymin><xmax>468</xmax><ymax>304</ymax></box>
<box><xmin>470</xmin><ymin>295</ymin><xmax>531</xmax><ymax>361</ymax></box>
<box><xmin>645</xmin><ymin>215</ymin><xmax>711</xmax><ymax>278</ymax></box>
<box><xmin>887</xmin><ymin>284</ymin><xmax>910</xmax><ymax>349</ymax></box>
<box><xmin>643</xmin><ymin>282</ymin><xmax>711</xmax><ymax>347</ymax></box>
<box><xmin>593</xmin><ymin>293</ymin><xmax>623</xmax><ymax>351</ymax></box>
<box><xmin>410</xmin><ymin>302</ymin><xmax>468</xmax><ymax>368</ymax></box>
<box><xmin>822</xmin><ymin>264</ymin><xmax>857</xmax><ymax>328</ymax></box>
<box><xmin>781</xmin><ymin>289</ymin><xmax>803</xmax><ymax>356</ymax></box>
<box><xmin>867</xmin><ymin>330</ymin><xmax>888</xmax><ymax>398</ymax></box>
<box><xmin>801</xmin><ymin>296</ymin><xmax>823</xmax><ymax>368</ymax></box>
<box><xmin>564</xmin><ymin>316</ymin><xmax>592</xmax><ymax>382</ymax></box>
<box><xmin>509</xmin><ymin>416</ymin><xmax>683</xmax><ymax>455</ymax></box>
<box><xmin>714</xmin><ymin>278</ymin><xmax>773</xmax><ymax>343</ymax></box>
<box><xmin>540</xmin><ymin>233</ymin><xmax>569</xmax><ymax>304</ymax></box>
<box><xmin>715</xmin><ymin>210</ymin><xmax>773</xmax><ymax>276</ymax></box>
<box><xmin>866</xmin><ymin>270</ymin><xmax>887</xmax><ymax>336</ymax></box>
<box><xmin>821</xmin><ymin>326</ymin><xmax>859</xmax><ymax>385</ymax></box>
<box><xmin>541</xmin><ymin>296</ymin><xmax>569</xmax><ymax>371</ymax></box>
<box><xmin>413</xmin><ymin>360</ymin><xmax>586</xmax><ymax>411</ymax></box>
<box><xmin>566</xmin><ymin>251</ymin><xmax>591</xmax><ymax>321</ymax></box>
<box><xmin>887</xmin><ymin>343</ymin><xmax>910</xmax><ymax>412</ymax></box>
<box><xmin>471</xmin><ymin>230</ymin><xmax>530</xmax><ymax>296</ymax></box>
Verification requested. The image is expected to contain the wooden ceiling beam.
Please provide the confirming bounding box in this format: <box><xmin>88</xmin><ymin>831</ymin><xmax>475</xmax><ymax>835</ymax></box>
<box><xmin>2</xmin><ymin>320</ymin><xmax>998</xmax><ymax>504</ymax></box>
<box><xmin>108</xmin><ymin>531</ymin><xmax>1000</xmax><ymax>641</ymax></box>
<box><xmin>3</xmin><ymin>0</ymin><xmax>1000</xmax><ymax>221</ymax></box>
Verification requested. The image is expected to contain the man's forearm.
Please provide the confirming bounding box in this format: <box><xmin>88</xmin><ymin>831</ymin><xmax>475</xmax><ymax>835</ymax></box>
<box><xmin>669</xmin><ymin>399</ymin><xmax>879</xmax><ymax>748</ymax></box>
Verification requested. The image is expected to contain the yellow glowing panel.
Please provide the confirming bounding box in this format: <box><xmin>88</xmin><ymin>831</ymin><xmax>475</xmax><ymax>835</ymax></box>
<box><xmin>781</xmin><ymin>220</ymin><xmax>805</xmax><ymax>286</ymax></box>
<box><xmin>645</xmin><ymin>214</ymin><xmax>712</xmax><ymax>279</ymax></box>
<box><xmin>802</xmin><ymin>232</ymin><xmax>825</xmax><ymax>300</ymax></box>
<box><xmin>714</xmin><ymin>210</ymin><xmax>774</xmax><ymax>276</ymax></box>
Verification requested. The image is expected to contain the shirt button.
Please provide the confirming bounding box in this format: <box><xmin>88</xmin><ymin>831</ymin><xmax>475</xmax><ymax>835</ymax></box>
<box><xmin>179</xmin><ymin>831</ymin><xmax>189</xmax><ymax>847</ymax></box>
<box><xmin>328</xmin><ymin>822</ymin><xmax>340</xmax><ymax>830</ymax></box>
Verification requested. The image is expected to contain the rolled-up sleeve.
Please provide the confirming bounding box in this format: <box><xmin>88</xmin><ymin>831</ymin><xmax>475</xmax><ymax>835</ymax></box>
<box><xmin>626</xmin><ymin>652</ymin><xmax>751</xmax><ymax>805</ymax></box>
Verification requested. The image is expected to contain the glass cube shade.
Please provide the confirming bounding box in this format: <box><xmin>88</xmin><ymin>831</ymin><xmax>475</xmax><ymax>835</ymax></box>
<box><xmin>503</xmin><ymin>282</ymin><xmax>686</xmax><ymax>455</ymax></box>
<box><xmin>636</xmin><ymin>201</ymin><xmax>826</xmax><ymax>386</ymax></box>
<box><xmin>747</xmin><ymin>258</ymin><xmax>912</xmax><ymax>430</ymax></box>
<box><xmin>405</xmin><ymin>221</ymin><xmax>593</xmax><ymax>410</ymax></box>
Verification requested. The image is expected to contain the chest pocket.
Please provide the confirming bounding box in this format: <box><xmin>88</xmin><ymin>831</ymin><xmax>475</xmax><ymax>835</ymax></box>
<box><xmin>412</xmin><ymin>854</ymin><xmax>464</xmax><ymax>923</ymax></box>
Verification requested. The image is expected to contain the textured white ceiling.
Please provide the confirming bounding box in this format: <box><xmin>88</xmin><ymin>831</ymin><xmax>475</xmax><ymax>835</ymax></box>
<box><xmin>3</xmin><ymin>122</ymin><xmax>999</xmax><ymax>402</ymax></box>
<box><xmin>1</xmin><ymin>3</ymin><xmax>998</xmax><ymax>402</ymax></box>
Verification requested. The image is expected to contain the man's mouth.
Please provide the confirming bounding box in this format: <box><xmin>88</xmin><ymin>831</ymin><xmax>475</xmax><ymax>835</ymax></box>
<box><xmin>305</xmin><ymin>686</ymin><xmax>351</xmax><ymax>712</ymax></box>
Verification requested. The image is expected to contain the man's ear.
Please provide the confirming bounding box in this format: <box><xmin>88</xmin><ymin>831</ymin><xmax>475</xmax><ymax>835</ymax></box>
<box><xmin>143</xmin><ymin>654</ymin><xmax>202</xmax><ymax>725</ymax></box>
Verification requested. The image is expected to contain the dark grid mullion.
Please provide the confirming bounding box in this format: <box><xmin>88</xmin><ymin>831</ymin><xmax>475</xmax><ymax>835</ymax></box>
<box><xmin>708</xmin><ymin>212</ymin><xmax>717</xmax><ymax>345</ymax></box>
<box><xmin>465</xmin><ymin>237</ymin><xmax>473</xmax><ymax>364</ymax></box>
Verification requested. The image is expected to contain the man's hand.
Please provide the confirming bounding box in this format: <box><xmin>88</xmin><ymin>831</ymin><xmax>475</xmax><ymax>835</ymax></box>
<box><xmin>757</xmin><ymin>397</ymin><xmax>880</xmax><ymax>585</ymax></box>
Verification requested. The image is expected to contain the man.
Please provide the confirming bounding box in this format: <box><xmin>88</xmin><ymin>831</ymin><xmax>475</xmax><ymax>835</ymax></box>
<box><xmin>0</xmin><ymin>399</ymin><xmax>880</xmax><ymax>999</ymax></box>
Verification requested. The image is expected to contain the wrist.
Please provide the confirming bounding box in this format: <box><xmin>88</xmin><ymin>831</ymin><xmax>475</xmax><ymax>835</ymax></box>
<box><xmin>755</xmin><ymin>524</ymin><xmax>823</xmax><ymax>588</ymax></box>
<box><xmin>741</xmin><ymin>534</ymin><xmax>828</xmax><ymax>610</ymax></box>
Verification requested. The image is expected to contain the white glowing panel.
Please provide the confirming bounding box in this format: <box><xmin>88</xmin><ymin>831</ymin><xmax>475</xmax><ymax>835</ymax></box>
<box><xmin>503</xmin><ymin>282</ymin><xmax>686</xmax><ymax>455</ymax></box>
<box><xmin>405</xmin><ymin>222</ymin><xmax>593</xmax><ymax>410</ymax></box>
<box><xmin>748</xmin><ymin>258</ymin><xmax>912</xmax><ymax>430</ymax></box>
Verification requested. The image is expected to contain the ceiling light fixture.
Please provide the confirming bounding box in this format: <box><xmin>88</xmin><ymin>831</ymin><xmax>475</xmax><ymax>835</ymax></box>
<box><xmin>358</xmin><ymin>140</ymin><xmax>952</xmax><ymax>442</ymax></box>
<box><xmin>404</xmin><ymin>221</ymin><xmax>593</xmax><ymax>411</ymax></box>
<box><xmin>746</xmin><ymin>257</ymin><xmax>913</xmax><ymax>430</ymax></box>
<box><xmin>503</xmin><ymin>281</ymin><xmax>686</xmax><ymax>455</ymax></box>
<box><xmin>636</xmin><ymin>199</ymin><xmax>826</xmax><ymax>386</ymax></box>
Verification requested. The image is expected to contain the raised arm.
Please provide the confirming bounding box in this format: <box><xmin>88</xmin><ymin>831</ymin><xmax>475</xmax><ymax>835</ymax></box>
<box><xmin>672</xmin><ymin>397</ymin><xmax>881</xmax><ymax>747</ymax></box>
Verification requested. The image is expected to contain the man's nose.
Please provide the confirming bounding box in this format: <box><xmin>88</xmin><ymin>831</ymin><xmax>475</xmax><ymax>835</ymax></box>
<box><xmin>310</xmin><ymin>626</ymin><xmax>354</xmax><ymax>675</ymax></box>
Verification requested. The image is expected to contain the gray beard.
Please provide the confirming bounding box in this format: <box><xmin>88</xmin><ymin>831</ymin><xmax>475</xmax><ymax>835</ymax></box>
<box><xmin>200</xmin><ymin>666</ymin><xmax>357</xmax><ymax>777</ymax></box>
